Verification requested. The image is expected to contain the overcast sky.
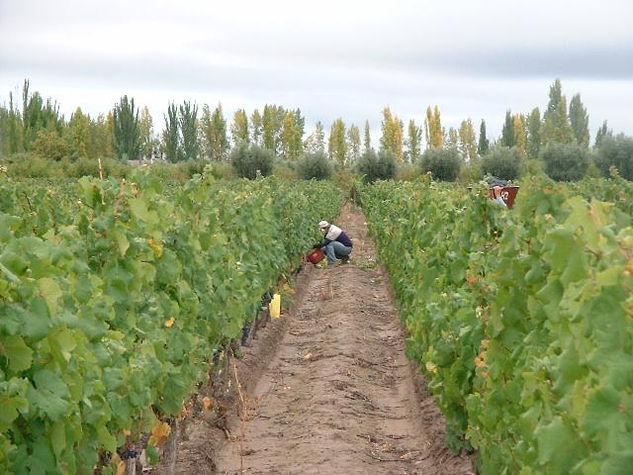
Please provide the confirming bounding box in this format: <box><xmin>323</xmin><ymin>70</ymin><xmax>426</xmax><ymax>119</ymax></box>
<box><xmin>1</xmin><ymin>0</ymin><xmax>632</xmax><ymax>143</ymax></box>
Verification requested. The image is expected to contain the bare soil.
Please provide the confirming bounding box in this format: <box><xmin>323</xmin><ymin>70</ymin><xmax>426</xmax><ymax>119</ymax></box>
<box><xmin>169</xmin><ymin>204</ymin><xmax>474</xmax><ymax>474</ymax></box>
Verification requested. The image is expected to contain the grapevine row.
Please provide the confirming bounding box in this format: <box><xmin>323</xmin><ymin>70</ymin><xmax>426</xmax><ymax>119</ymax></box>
<box><xmin>360</xmin><ymin>176</ymin><xmax>633</xmax><ymax>474</ymax></box>
<box><xmin>0</xmin><ymin>173</ymin><xmax>342</xmax><ymax>473</ymax></box>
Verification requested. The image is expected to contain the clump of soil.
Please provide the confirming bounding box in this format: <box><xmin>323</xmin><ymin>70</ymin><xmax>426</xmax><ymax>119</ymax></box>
<box><xmin>169</xmin><ymin>204</ymin><xmax>474</xmax><ymax>474</ymax></box>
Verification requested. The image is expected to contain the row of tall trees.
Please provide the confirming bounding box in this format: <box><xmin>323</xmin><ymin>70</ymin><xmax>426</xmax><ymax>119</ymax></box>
<box><xmin>498</xmin><ymin>79</ymin><xmax>595</xmax><ymax>159</ymax></box>
<box><xmin>0</xmin><ymin>79</ymin><xmax>614</xmax><ymax>166</ymax></box>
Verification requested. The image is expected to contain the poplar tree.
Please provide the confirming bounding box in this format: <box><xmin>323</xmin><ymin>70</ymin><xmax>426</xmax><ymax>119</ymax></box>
<box><xmin>513</xmin><ymin>114</ymin><xmax>527</xmax><ymax>156</ymax></box>
<box><xmin>425</xmin><ymin>105</ymin><xmax>443</xmax><ymax>148</ymax></box>
<box><xmin>458</xmin><ymin>118</ymin><xmax>476</xmax><ymax>161</ymax></box>
<box><xmin>89</xmin><ymin>113</ymin><xmax>115</xmax><ymax>158</ymax></box>
<box><xmin>500</xmin><ymin>110</ymin><xmax>516</xmax><ymax>148</ymax></box>
<box><xmin>201</xmin><ymin>103</ymin><xmax>228</xmax><ymax>161</ymax></box>
<box><xmin>379</xmin><ymin>106</ymin><xmax>404</xmax><ymax>161</ymax></box>
<box><xmin>163</xmin><ymin>102</ymin><xmax>180</xmax><ymax>162</ymax></box>
<box><xmin>5</xmin><ymin>92</ymin><xmax>24</xmax><ymax>155</ymax></box>
<box><xmin>250</xmin><ymin>109</ymin><xmax>262</xmax><ymax>146</ymax></box>
<box><xmin>363</xmin><ymin>120</ymin><xmax>372</xmax><ymax>153</ymax></box>
<box><xmin>0</xmin><ymin>106</ymin><xmax>9</xmax><ymax>157</ymax></box>
<box><xmin>527</xmin><ymin>107</ymin><xmax>541</xmax><ymax>159</ymax></box>
<box><xmin>262</xmin><ymin>105</ymin><xmax>275</xmax><ymax>151</ymax></box>
<box><xmin>304</xmin><ymin>121</ymin><xmax>325</xmax><ymax>154</ymax></box>
<box><xmin>314</xmin><ymin>121</ymin><xmax>325</xmax><ymax>153</ymax></box>
<box><xmin>180</xmin><ymin>101</ymin><xmax>199</xmax><ymax>160</ymax></box>
<box><xmin>594</xmin><ymin>120</ymin><xmax>612</xmax><ymax>148</ymax></box>
<box><xmin>262</xmin><ymin>104</ymin><xmax>285</xmax><ymax>154</ymax></box>
<box><xmin>138</xmin><ymin>106</ymin><xmax>154</xmax><ymax>159</ymax></box>
<box><xmin>112</xmin><ymin>95</ymin><xmax>140</xmax><ymax>160</ymax></box>
<box><xmin>569</xmin><ymin>93</ymin><xmax>590</xmax><ymax>148</ymax></box>
<box><xmin>446</xmin><ymin>127</ymin><xmax>459</xmax><ymax>150</ymax></box>
<box><xmin>328</xmin><ymin>118</ymin><xmax>346</xmax><ymax>165</ymax></box>
<box><xmin>281</xmin><ymin>111</ymin><xmax>299</xmax><ymax>160</ymax></box>
<box><xmin>477</xmin><ymin>119</ymin><xmax>489</xmax><ymax>156</ymax></box>
<box><xmin>21</xmin><ymin>80</ymin><xmax>62</xmax><ymax>152</ymax></box>
<box><xmin>293</xmin><ymin>109</ymin><xmax>305</xmax><ymax>158</ymax></box>
<box><xmin>347</xmin><ymin>124</ymin><xmax>361</xmax><ymax>162</ymax></box>
<box><xmin>67</xmin><ymin>107</ymin><xmax>91</xmax><ymax>158</ymax></box>
<box><xmin>231</xmin><ymin>109</ymin><xmax>249</xmax><ymax>146</ymax></box>
<box><xmin>406</xmin><ymin>119</ymin><xmax>422</xmax><ymax>163</ymax></box>
<box><xmin>542</xmin><ymin>79</ymin><xmax>574</xmax><ymax>145</ymax></box>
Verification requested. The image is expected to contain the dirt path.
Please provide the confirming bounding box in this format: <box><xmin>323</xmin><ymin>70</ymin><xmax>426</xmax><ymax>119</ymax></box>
<box><xmin>173</xmin><ymin>204</ymin><xmax>473</xmax><ymax>474</ymax></box>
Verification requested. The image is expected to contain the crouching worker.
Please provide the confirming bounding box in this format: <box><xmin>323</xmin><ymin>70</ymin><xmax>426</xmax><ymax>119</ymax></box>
<box><xmin>313</xmin><ymin>220</ymin><xmax>353</xmax><ymax>265</ymax></box>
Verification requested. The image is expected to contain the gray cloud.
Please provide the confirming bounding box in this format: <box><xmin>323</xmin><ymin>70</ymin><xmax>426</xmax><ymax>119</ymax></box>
<box><xmin>1</xmin><ymin>0</ymin><xmax>632</xmax><ymax>139</ymax></box>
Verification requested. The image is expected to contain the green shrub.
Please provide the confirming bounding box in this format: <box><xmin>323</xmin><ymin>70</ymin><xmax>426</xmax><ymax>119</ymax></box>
<box><xmin>595</xmin><ymin>134</ymin><xmax>633</xmax><ymax>180</ymax></box>
<box><xmin>458</xmin><ymin>159</ymin><xmax>483</xmax><ymax>184</ymax></box>
<box><xmin>273</xmin><ymin>157</ymin><xmax>298</xmax><ymax>180</ymax></box>
<box><xmin>203</xmin><ymin>161</ymin><xmax>233</xmax><ymax>180</ymax></box>
<box><xmin>64</xmin><ymin>157</ymin><xmax>132</xmax><ymax>179</ymax></box>
<box><xmin>32</xmin><ymin>129</ymin><xmax>69</xmax><ymax>161</ymax></box>
<box><xmin>4</xmin><ymin>153</ymin><xmax>51</xmax><ymax>178</ymax></box>
<box><xmin>522</xmin><ymin>158</ymin><xmax>545</xmax><ymax>177</ymax></box>
<box><xmin>357</xmin><ymin>149</ymin><xmax>396</xmax><ymax>183</ymax></box>
<box><xmin>68</xmin><ymin>157</ymin><xmax>101</xmax><ymax>177</ymax></box>
<box><xmin>419</xmin><ymin>147</ymin><xmax>461</xmax><ymax>181</ymax></box>
<box><xmin>297</xmin><ymin>152</ymin><xmax>332</xmax><ymax>180</ymax></box>
<box><xmin>230</xmin><ymin>143</ymin><xmax>274</xmax><ymax>179</ymax></box>
<box><xmin>396</xmin><ymin>163</ymin><xmax>420</xmax><ymax>181</ymax></box>
<box><xmin>480</xmin><ymin>146</ymin><xmax>522</xmax><ymax>180</ymax></box>
<box><xmin>541</xmin><ymin>142</ymin><xmax>589</xmax><ymax>181</ymax></box>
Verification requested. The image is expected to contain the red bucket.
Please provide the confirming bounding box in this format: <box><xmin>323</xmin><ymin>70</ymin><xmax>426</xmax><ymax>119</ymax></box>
<box><xmin>307</xmin><ymin>248</ymin><xmax>325</xmax><ymax>264</ymax></box>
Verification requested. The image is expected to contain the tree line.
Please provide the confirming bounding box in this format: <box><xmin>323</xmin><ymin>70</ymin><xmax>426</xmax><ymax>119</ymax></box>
<box><xmin>0</xmin><ymin>78</ymin><xmax>620</xmax><ymax>168</ymax></box>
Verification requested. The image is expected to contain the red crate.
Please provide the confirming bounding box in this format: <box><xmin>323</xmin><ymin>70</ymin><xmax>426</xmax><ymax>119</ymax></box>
<box><xmin>490</xmin><ymin>186</ymin><xmax>520</xmax><ymax>208</ymax></box>
<box><xmin>307</xmin><ymin>247</ymin><xmax>325</xmax><ymax>264</ymax></box>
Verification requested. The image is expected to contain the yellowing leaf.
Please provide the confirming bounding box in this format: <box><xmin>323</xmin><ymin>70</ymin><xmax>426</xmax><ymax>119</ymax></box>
<box><xmin>149</xmin><ymin>421</ymin><xmax>171</xmax><ymax>447</ymax></box>
<box><xmin>165</xmin><ymin>317</ymin><xmax>175</xmax><ymax>328</ymax></box>
<box><xmin>117</xmin><ymin>460</ymin><xmax>125</xmax><ymax>475</ymax></box>
<box><xmin>203</xmin><ymin>397</ymin><xmax>213</xmax><ymax>411</ymax></box>
<box><xmin>148</xmin><ymin>237</ymin><xmax>163</xmax><ymax>258</ymax></box>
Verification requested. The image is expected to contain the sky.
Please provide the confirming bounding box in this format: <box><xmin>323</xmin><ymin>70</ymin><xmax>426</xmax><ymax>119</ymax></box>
<box><xmin>1</xmin><ymin>0</ymin><xmax>632</xmax><ymax>144</ymax></box>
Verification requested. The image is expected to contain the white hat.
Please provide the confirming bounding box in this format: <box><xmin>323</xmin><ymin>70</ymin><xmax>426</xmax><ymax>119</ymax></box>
<box><xmin>318</xmin><ymin>220</ymin><xmax>329</xmax><ymax>228</ymax></box>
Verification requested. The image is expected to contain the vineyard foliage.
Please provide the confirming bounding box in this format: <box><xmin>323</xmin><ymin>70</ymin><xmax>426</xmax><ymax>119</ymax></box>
<box><xmin>0</xmin><ymin>173</ymin><xmax>341</xmax><ymax>473</ymax></box>
<box><xmin>360</xmin><ymin>176</ymin><xmax>633</xmax><ymax>474</ymax></box>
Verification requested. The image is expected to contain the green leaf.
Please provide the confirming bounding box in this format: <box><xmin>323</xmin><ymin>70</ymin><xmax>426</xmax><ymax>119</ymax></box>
<box><xmin>560</xmin><ymin>246</ymin><xmax>586</xmax><ymax>284</ymax></box>
<box><xmin>0</xmin><ymin>393</ymin><xmax>28</xmax><ymax>429</ymax></box>
<box><xmin>536</xmin><ymin>416</ymin><xmax>587</xmax><ymax>473</ymax></box>
<box><xmin>111</xmin><ymin>229</ymin><xmax>129</xmax><ymax>257</ymax></box>
<box><xmin>27</xmin><ymin>437</ymin><xmax>56</xmax><ymax>475</ymax></box>
<box><xmin>51</xmin><ymin>419</ymin><xmax>66</xmax><ymax>458</ymax></box>
<box><xmin>535</xmin><ymin>279</ymin><xmax>563</xmax><ymax>306</ymax></box>
<box><xmin>146</xmin><ymin>444</ymin><xmax>159</xmax><ymax>465</ymax></box>
<box><xmin>544</xmin><ymin>227</ymin><xmax>576</xmax><ymax>271</ymax></box>
<box><xmin>24</xmin><ymin>297</ymin><xmax>52</xmax><ymax>340</ymax></box>
<box><xmin>37</xmin><ymin>277</ymin><xmax>62</xmax><ymax>314</ymax></box>
<box><xmin>596</xmin><ymin>266</ymin><xmax>622</xmax><ymax>287</ymax></box>
<box><xmin>49</xmin><ymin>328</ymin><xmax>77</xmax><ymax>364</ymax></box>
<box><xmin>128</xmin><ymin>197</ymin><xmax>149</xmax><ymax>220</ymax></box>
<box><xmin>601</xmin><ymin>453</ymin><xmax>633</xmax><ymax>475</ymax></box>
<box><xmin>96</xmin><ymin>424</ymin><xmax>117</xmax><ymax>451</ymax></box>
<box><xmin>564</xmin><ymin>196</ymin><xmax>599</xmax><ymax>247</ymax></box>
<box><xmin>582</xmin><ymin>386</ymin><xmax>624</xmax><ymax>451</ymax></box>
<box><xmin>553</xmin><ymin>345</ymin><xmax>585</xmax><ymax>393</ymax></box>
<box><xmin>2</xmin><ymin>335</ymin><xmax>33</xmax><ymax>372</ymax></box>
<box><xmin>27</xmin><ymin>369</ymin><xmax>70</xmax><ymax>420</ymax></box>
